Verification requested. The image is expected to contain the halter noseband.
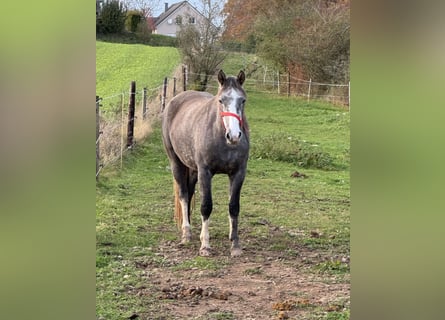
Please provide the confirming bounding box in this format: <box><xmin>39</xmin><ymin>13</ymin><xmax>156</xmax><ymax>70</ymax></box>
<box><xmin>220</xmin><ymin>111</ymin><xmax>243</xmax><ymax>128</ymax></box>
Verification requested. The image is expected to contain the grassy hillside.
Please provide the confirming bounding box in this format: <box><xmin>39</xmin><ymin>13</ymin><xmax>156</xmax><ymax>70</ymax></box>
<box><xmin>96</xmin><ymin>41</ymin><xmax>180</xmax><ymax>102</ymax></box>
<box><xmin>96</xmin><ymin>91</ymin><xmax>350</xmax><ymax>319</ymax></box>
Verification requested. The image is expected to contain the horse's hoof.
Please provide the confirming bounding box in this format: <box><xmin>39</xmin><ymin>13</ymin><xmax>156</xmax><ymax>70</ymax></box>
<box><xmin>199</xmin><ymin>247</ymin><xmax>212</xmax><ymax>256</ymax></box>
<box><xmin>181</xmin><ymin>228</ymin><xmax>192</xmax><ymax>244</ymax></box>
<box><xmin>230</xmin><ymin>247</ymin><xmax>243</xmax><ymax>257</ymax></box>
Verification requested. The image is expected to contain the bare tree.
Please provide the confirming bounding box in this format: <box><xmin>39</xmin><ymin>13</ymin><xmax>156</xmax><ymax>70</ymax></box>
<box><xmin>177</xmin><ymin>0</ymin><xmax>227</xmax><ymax>91</ymax></box>
<box><xmin>122</xmin><ymin>0</ymin><xmax>161</xmax><ymax>18</ymax></box>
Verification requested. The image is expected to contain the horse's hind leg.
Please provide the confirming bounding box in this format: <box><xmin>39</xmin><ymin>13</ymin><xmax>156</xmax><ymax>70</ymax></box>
<box><xmin>187</xmin><ymin>170</ymin><xmax>198</xmax><ymax>222</ymax></box>
<box><xmin>171</xmin><ymin>162</ymin><xmax>193</xmax><ymax>243</ymax></box>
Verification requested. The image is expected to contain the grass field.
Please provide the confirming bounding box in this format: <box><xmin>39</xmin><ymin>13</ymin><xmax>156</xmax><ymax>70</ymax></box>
<box><xmin>96</xmin><ymin>41</ymin><xmax>180</xmax><ymax>103</ymax></box>
<box><xmin>96</xmin><ymin>86</ymin><xmax>350</xmax><ymax>319</ymax></box>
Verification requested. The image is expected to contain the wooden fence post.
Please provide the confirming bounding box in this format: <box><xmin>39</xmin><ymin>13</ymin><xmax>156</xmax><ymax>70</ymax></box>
<box><xmin>182</xmin><ymin>65</ymin><xmax>187</xmax><ymax>91</ymax></box>
<box><xmin>126</xmin><ymin>81</ymin><xmax>136</xmax><ymax>148</ymax></box>
<box><xmin>161</xmin><ymin>77</ymin><xmax>168</xmax><ymax>111</ymax></box>
<box><xmin>96</xmin><ymin>96</ymin><xmax>101</xmax><ymax>180</ymax></box>
<box><xmin>287</xmin><ymin>71</ymin><xmax>291</xmax><ymax>97</ymax></box>
<box><xmin>142</xmin><ymin>87</ymin><xmax>147</xmax><ymax>120</ymax></box>
<box><xmin>277</xmin><ymin>71</ymin><xmax>280</xmax><ymax>94</ymax></box>
<box><xmin>263</xmin><ymin>66</ymin><xmax>267</xmax><ymax>86</ymax></box>
<box><xmin>120</xmin><ymin>93</ymin><xmax>124</xmax><ymax>168</ymax></box>
<box><xmin>173</xmin><ymin>77</ymin><xmax>177</xmax><ymax>97</ymax></box>
<box><xmin>307</xmin><ymin>78</ymin><xmax>312</xmax><ymax>102</ymax></box>
<box><xmin>348</xmin><ymin>81</ymin><xmax>350</xmax><ymax>109</ymax></box>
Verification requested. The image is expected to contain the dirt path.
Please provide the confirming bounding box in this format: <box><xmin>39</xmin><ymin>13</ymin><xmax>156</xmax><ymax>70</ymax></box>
<box><xmin>132</xmin><ymin>236</ymin><xmax>350</xmax><ymax>320</ymax></box>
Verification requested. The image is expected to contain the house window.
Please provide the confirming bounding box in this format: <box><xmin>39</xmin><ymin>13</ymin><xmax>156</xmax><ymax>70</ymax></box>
<box><xmin>175</xmin><ymin>15</ymin><xmax>182</xmax><ymax>25</ymax></box>
<box><xmin>167</xmin><ymin>18</ymin><xmax>173</xmax><ymax>25</ymax></box>
<box><xmin>189</xmin><ymin>17</ymin><xmax>196</xmax><ymax>24</ymax></box>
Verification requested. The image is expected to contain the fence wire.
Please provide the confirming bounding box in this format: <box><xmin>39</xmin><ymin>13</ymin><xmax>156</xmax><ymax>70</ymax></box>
<box><xmin>186</xmin><ymin>71</ymin><xmax>350</xmax><ymax>106</ymax></box>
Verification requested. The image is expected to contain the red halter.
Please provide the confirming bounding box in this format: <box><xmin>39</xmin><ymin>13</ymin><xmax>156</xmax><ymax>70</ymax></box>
<box><xmin>220</xmin><ymin>111</ymin><xmax>243</xmax><ymax>128</ymax></box>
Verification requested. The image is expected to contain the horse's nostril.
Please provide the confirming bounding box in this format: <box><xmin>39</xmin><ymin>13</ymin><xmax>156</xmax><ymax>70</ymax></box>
<box><xmin>238</xmin><ymin>132</ymin><xmax>242</xmax><ymax>139</ymax></box>
<box><xmin>226</xmin><ymin>132</ymin><xmax>231</xmax><ymax>140</ymax></box>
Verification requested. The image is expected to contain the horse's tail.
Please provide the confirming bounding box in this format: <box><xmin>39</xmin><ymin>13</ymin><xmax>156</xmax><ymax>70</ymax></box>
<box><xmin>173</xmin><ymin>178</ymin><xmax>195</xmax><ymax>230</ymax></box>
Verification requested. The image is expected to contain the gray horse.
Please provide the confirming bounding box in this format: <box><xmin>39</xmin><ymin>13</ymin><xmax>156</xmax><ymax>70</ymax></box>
<box><xmin>162</xmin><ymin>70</ymin><xmax>249</xmax><ymax>257</ymax></box>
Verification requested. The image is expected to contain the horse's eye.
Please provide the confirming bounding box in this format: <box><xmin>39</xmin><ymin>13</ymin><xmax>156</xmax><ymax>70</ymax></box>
<box><xmin>219</xmin><ymin>99</ymin><xmax>223</xmax><ymax>104</ymax></box>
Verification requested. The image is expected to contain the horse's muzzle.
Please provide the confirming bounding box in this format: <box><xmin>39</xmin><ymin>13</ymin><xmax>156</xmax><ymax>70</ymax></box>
<box><xmin>226</xmin><ymin>131</ymin><xmax>242</xmax><ymax>145</ymax></box>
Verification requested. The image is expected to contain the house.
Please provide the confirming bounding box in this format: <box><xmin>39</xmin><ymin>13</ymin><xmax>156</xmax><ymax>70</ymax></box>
<box><xmin>153</xmin><ymin>1</ymin><xmax>209</xmax><ymax>37</ymax></box>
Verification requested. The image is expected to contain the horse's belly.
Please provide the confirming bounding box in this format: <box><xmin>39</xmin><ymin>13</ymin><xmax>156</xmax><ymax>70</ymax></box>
<box><xmin>171</xmin><ymin>139</ymin><xmax>198</xmax><ymax>170</ymax></box>
<box><xmin>178</xmin><ymin>152</ymin><xmax>197</xmax><ymax>170</ymax></box>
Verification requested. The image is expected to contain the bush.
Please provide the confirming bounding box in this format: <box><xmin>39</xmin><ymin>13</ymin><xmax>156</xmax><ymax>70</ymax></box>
<box><xmin>97</xmin><ymin>0</ymin><xmax>127</xmax><ymax>34</ymax></box>
<box><xmin>147</xmin><ymin>34</ymin><xmax>178</xmax><ymax>47</ymax></box>
<box><xmin>250</xmin><ymin>133</ymin><xmax>335</xmax><ymax>170</ymax></box>
<box><xmin>222</xmin><ymin>35</ymin><xmax>256</xmax><ymax>53</ymax></box>
<box><xmin>126</xmin><ymin>10</ymin><xmax>143</xmax><ymax>33</ymax></box>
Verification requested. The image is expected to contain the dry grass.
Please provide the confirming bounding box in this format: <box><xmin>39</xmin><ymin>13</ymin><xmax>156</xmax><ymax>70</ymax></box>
<box><xmin>98</xmin><ymin>65</ymin><xmax>186</xmax><ymax>168</ymax></box>
<box><xmin>99</xmin><ymin>118</ymin><xmax>123</xmax><ymax>165</ymax></box>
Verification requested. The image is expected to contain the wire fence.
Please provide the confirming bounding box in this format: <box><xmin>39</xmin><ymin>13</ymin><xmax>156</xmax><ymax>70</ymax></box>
<box><xmin>187</xmin><ymin>70</ymin><xmax>350</xmax><ymax>106</ymax></box>
<box><xmin>96</xmin><ymin>65</ymin><xmax>350</xmax><ymax>179</ymax></box>
<box><xmin>96</xmin><ymin>65</ymin><xmax>185</xmax><ymax>179</ymax></box>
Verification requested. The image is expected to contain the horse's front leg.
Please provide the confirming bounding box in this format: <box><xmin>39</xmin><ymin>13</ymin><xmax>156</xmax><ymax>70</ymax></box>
<box><xmin>198</xmin><ymin>169</ymin><xmax>213</xmax><ymax>256</ymax></box>
<box><xmin>229</xmin><ymin>169</ymin><xmax>246</xmax><ymax>257</ymax></box>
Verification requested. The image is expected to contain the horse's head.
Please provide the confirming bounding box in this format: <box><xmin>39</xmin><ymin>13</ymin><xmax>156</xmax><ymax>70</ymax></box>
<box><xmin>217</xmin><ymin>70</ymin><xmax>246</xmax><ymax>145</ymax></box>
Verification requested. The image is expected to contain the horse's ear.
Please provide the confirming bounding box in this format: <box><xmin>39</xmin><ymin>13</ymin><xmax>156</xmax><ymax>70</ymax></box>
<box><xmin>218</xmin><ymin>70</ymin><xmax>226</xmax><ymax>86</ymax></box>
<box><xmin>237</xmin><ymin>70</ymin><xmax>245</xmax><ymax>86</ymax></box>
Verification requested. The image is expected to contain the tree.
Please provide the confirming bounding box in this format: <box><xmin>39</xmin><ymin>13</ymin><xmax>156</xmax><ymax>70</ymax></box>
<box><xmin>223</xmin><ymin>0</ymin><xmax>350</xmax><ymax>84</ymax></box>
<box><xmin>177</xmin><ymin>0</ymin><xmax>227</xmax><ymax>91</ymax></box>
<box><xmin>255</xmin><ymin>0</ymin><xmax>350</xmax><ymax>83</ymax></box>
<box><xmin>97</xmin><ymin>0</ymin><xmax>127</xmax><ymax>34</ymax></box>
<box><xmin>122</xmin><ymin>0</ymin><xmax>160</xmax><ymax>18</ymax></box>
<box><xmin>222</xmin><ymin>0</ymin><xmax>262</xmax><ymax>42</ymax></box>
<box><xmin>126</xmin><ymin>10</ymin><xmax>144</xmax><ymax>32</ymax></box>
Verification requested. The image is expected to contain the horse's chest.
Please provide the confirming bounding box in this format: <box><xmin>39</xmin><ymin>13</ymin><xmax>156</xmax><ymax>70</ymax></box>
<box><xmin>206</xmin><ymin>144</ymin><xmax>248</xmax><ymax>172</ymax></box>
<box><xmin>172</xmin><ymin>128</ymin><xmax>248</xmax><ymax>172</ymax></box>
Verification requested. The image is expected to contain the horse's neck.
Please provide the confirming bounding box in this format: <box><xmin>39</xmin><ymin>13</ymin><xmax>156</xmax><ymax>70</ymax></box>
<box><xmin>208</xmin><ymin>98</ymin><xmax>225</xmax><ymax>133</ymax></box>
<box><xmin>242</xmin><ymin>114</ymin><xmax>249</xmax><ymax>138</ymax></box>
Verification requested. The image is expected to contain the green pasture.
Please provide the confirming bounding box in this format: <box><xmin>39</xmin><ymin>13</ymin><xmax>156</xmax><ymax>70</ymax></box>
<box><xmin>96</xmin><ymin>41</ymin><xmax>180</xmax><ymax>102</ymax></box>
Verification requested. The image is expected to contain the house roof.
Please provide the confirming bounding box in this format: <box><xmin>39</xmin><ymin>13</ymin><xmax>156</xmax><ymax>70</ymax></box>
<box><xmin>155</xmin><ymin>1</ymin><xmax>204</xmax><ymax>27</ymax></box>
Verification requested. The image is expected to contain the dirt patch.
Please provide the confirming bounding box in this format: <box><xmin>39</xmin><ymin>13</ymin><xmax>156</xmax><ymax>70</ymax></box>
<box><xmin>132</xmin><ymin>236</ymin><xmax>350</xmax><ymax>320</ymax></box>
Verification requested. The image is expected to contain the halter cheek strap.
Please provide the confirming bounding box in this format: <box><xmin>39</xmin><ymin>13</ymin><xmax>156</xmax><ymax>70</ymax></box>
<box><xmin>220</xmin><ymin>112</ymin><xmax>243</xmax><ymax>127</ymax></box>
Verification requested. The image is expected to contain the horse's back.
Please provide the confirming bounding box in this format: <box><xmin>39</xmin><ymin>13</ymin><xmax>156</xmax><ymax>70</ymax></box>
<box><xmin>163</xmin><ymin>90</ymin><xmax>213</xmax><ymax>124</ymax></box>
